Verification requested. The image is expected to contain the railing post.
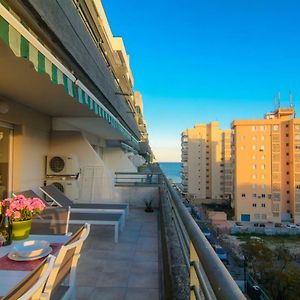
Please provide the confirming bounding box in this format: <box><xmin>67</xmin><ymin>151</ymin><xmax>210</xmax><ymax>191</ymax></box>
<box><xmin>190</xmin><ymin>242</ymin><xmax>198</xmax><ymax>300</ymax></box>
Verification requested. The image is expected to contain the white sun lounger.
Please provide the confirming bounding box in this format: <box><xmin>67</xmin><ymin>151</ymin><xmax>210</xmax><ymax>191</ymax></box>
<box><xmin>39</xmin><ymin>184</ymin><xmax>129</xmax><ymax>218</ymax></box>
<box><xmin>16</xmin><ymin>189</ymin><xmax>124</xmax><ymax>243</ymax></box>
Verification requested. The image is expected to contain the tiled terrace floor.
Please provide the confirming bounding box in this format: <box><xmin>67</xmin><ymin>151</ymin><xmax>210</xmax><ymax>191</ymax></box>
<box><xmin>73</xmin><ymin>209</ymin><xmax>161</xmax><ymax>300</ymax></box>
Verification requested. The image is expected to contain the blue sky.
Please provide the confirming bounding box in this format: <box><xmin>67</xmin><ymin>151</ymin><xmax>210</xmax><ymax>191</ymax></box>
<box><xmin>102</xmin><ymin>0</ymin><xmax>300</xmax><ymax>161</ymax></box>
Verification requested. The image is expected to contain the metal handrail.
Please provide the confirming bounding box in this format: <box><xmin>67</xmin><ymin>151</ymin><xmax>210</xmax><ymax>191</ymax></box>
<box><xmin>163</xmin><ymin>175</ymin><xmax>246</xmax><ymax>300</ymax></box>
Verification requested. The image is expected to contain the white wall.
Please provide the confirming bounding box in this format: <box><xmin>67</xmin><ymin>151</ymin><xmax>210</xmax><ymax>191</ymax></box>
<box><xmin>0</xmin><ymin>98</ymin><xmax>51</xmax><ymax>193</ymax></box>
<box><xmin>114</xmin><ymin>186</ymin><xmax>160</xmax><ymax>207</ymax></box>
<box><xmin>103</xmin><ymin>148</ymin><xmax>137</xmax><ymax>174</ymax></box>
<box><xmin>48</xmin><ymin>131</ymin><xmax>114</xmax><ymax>203</ymax></box>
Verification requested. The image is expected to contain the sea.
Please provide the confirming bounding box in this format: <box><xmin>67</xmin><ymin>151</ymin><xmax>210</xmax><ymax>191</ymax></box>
<box><xmin>159</xmin><ymin>162</ymin><xmax>182</xmax><ymax>183</ymax></box>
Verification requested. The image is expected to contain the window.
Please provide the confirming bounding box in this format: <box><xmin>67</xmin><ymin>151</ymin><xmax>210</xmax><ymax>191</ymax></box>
<box><xmin>262</xmin><ymin>194</ymin><xmax>266</xmax><ymax>198</ymax></box>
<box><xmin>252</xmin><ymin>126</ymin><xmax>256</xmax><ymax>132</ymax></box>
<box><xmin>286</xmin><ymin>124</ymin><xmax>289</xmax><ymax>128</ymax></box>
<box><xmin>287</xmin><ymin>181</ymin><xmax>289</xmax><ymax>184</ymax></box>
<box><xmin>286</xmin><ymin>143</ymin><xmax>289</xmax><ymax>146</ymax></box>
<box><xmin>242</xmin><ymin>193</ymin><xmax>246</xmax><ymax>197</ymax></box>
<box><xmin>261</xmin><ymin>174</ymin><xmax>265</xmax><ymax>179</ymax></box>
<box><xmin>261</xmin><ymin>155</ymin><xmax>265</xmax><ymax>160</ymax></box>
<box><xmin>262</xmin><ymin>203</ymin><xmax>266</xmax><ymax>207</ymax></box>
<box><xmin>273</xmin><ymin>125</ymin><xmax>279</xmax><ymax>131</ymax></box>
<box><xmin>261</xmin><ymin>164</ymin><xmax>266</xmax><ymax>170</ymax></box>
<box><xmin>252</xmin><ymin>174</ymin><xmax>257</xmax><ymax>179</ymax></box>
<box><xmin>253</xmin><ymin>193</ymin><xmax>257</xmax><ymax>198</ymax></box>
<box><xmin>261</xmin><ymin>136</ymin><xmax>265</xmax><ymax>141</ymax></box>
<box><xmin>296</xmin><ymin>135</ymin><xmax>300</xmax><ymax>141</ymax></box>
<box><xmin>252</xmin><ymin>136</ymin><xmax>257</xmax><ymax>141</ymax></box>
<box><xmin>252</xmin><ymin>164</ymin><xmax>256</xmax><ymax>169</ymax></box>
<box><xmin>260</xmin><ymin>145</ymin><xmax>265</xmax><ymax>151</ymax></box>
<box><xmin>296</xmin><ymin>185</ymin><xmax>300</xmax><ymax>190</ymax></box>
<box><xmin>287</xmin><ymin>200</ymin><xmax>290</xmax><ymax>204</ymax></box>
<box><xmin>260</xmin><ymin>126</ymin><xmax>266</xmax><ymax>131</ymax></box>
<box><xmin>268</xmin><ymin>194</ymin><xmax>272</xmax><ymax>199</ymax></box>
<box><xmin>286</xmin><ymin>134</ymin><xmax>289</xmax><ymax>137</ymax></box>
<box><xmin>295</xmin><ymin>125</ymin><xmax>300</xmax><ymax>130</ymax></box>
<box><xmin>241</xmin><ymin>146</ymin><xmax>245</xmax><ymax>150</ymax></box>
<box><xmin>287</xmin><ymin>191</ymin><xmax>290</xmax><ymax>194</ymax></box>
<box><xmin>252</xmin><ymin>145</ymin><xmax>256</xmax><ymax>151</ymax></box>
<box><xmin>253</xmin><ymin>203</ymin><xmax>257</xmax><ymax>207</ymax></box>
<box><xmin>296</xmin><ymin>145</ymin><xmax>300</xmax><ymax>151</ymax></box>
<box><xmin>252</xmin><ymin>155</ymin><xmax>256</xmax><ymax>160</ymax></box>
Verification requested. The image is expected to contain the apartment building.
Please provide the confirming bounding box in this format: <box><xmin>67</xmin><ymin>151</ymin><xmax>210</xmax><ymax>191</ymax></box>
<box><xmin>0</xmin><ymin>0</ymin><xmax>151</xmax><ymax>203</ymax></box>
<box><xmin>181</xmin><ymin>122</ymin><xmax>232</xmax><ymax>204</ymax></box>
<box><xmin>232</xmin><ymin>107</ymin><xmax>300</xmax><ymax>224</ymax></box>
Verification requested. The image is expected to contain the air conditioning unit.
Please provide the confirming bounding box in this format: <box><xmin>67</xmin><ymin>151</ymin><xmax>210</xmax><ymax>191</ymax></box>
<box><xmin>46</xmin><ymin>155</ymin><xmax>80</xmax><ymax>176</ymax></box>
<box><xmin>46</xmin><ymin>179</ymin><xmax>79</xmax><ymax>201</ymax></box>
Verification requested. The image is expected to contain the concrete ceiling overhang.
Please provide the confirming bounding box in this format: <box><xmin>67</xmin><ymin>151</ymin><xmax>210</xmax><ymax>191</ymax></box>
<box><xmin>0</xmin><ymin>40</ymin><xmax>130</xmax><ymax>142</ymax></box>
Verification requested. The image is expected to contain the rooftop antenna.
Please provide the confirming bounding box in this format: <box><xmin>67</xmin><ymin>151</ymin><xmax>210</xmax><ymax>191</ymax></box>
<box><xmin>278</xmin><ymin>92</ymin><xmax>281</xmax><ymax>108</ymax></box>
<box><xmin>289</xmin><ymin>90</ymin><xmax>293</xmax><ymax>107</ymax></box>
<box><xmin>274</xmin><ymin>94</ymin><xmax>277</xmax><ymax>109</ymax></box>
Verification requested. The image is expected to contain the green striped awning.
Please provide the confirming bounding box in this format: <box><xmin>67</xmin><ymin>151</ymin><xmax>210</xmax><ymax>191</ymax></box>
<box><xmin>0</xmin><ymin>5</ymin><xmax>139</xmax><ymax>146</ymax></box>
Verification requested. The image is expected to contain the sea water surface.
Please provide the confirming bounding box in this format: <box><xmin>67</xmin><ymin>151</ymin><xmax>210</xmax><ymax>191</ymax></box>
<box><xmin>159</xmin><ymin>162</ymin><xmax>181</xmax><ymax>183</ymax></box>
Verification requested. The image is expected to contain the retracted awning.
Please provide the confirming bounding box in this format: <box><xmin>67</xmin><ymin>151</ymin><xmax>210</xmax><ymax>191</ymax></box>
<box><xmin>0</xmin><ymin>3</ymin><xmax>139</xmax><ymax>146</ymax></box>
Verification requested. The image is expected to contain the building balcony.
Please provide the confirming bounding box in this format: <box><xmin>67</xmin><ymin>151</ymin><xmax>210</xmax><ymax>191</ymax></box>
<box><xmin>86</xmin><ymin>168</ymin><xmax>244</xmax><ymax>299</ymax></box>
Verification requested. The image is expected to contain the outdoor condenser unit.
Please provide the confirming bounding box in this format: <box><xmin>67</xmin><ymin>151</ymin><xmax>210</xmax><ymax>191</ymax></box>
<box><xmin>46</xmin><ymin>155</ymin><xmax>80</xmax><ymax>176</ymax></box>
<box><xmin>45</xmin><ymin>179</ymin><xmax>79</xmax><ymax>201</ymax></box>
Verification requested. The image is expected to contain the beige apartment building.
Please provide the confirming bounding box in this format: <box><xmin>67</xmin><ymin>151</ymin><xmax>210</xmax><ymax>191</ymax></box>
<box><xmin>232</xmin><ymin>107</ymin><xmax>300</xmax><ymax>224</ymax></box>
<box><xmin>181</xmin><ymin>122</ymin><xmax>232</xmax><ymax>204</ymax></box>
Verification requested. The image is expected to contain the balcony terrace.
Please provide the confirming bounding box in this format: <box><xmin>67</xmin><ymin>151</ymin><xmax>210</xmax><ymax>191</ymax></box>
<box><xmin>69</xmin><ymin>170</ymin><xmax>245</xmax><ymax>300</ymax></box>
<box><xmin>74</xmin><ymin>208</ymin><xmax>160</xmax><ymax>300</ymax></box>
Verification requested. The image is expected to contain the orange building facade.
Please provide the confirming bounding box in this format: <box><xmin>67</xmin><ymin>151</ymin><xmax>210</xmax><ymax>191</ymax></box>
<box><xmin>232</xmin><ymin>107</ymin><xmax>300</xmax><ymax>224</ymax></box>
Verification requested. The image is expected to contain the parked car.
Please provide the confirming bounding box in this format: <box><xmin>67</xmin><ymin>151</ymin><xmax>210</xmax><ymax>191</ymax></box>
<box><xmin>275</xmin><ymin>223</ymin><xmax>284</xmax><ymax>228</ymax></box>
<box><xmin>235</xmin><ymin>221</ymin><xmax>243</xmax><ymax>227</ymax></box>
<box><xmin>286</xmin><ymin>223</ymin><xmax>298</xmax><ymax>228</ymax></box>
<box><xmin>213</xmin><ymin>245</ymin><xmax>228</xmax><ymax>263</ymax></box>
<box><xmin>197</xmin><ymin>222</ymin><xmax>211</xmax><ymax>237</ymax></box>
<box><xmin>259</xmin><ymin>223</ymin><xmax>265</xmax><ymax>227</ymax></box>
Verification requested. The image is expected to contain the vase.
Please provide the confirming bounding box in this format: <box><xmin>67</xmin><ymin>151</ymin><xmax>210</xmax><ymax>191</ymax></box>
<box><xmin>12</xmin><ymin>219</ymin><xmax>32</xmax><ymax>240</ymax></box>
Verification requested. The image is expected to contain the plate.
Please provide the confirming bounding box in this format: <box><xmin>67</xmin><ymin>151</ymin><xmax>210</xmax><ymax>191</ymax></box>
<box><xmin>13</xmin><ymin>240</ymin><xmax>50</xmax><ymax>258</ymax></box>
<box><xmin>8</xmin><ymin>246</ymin><xmax>52</xmax><ymax>261</ymax></box>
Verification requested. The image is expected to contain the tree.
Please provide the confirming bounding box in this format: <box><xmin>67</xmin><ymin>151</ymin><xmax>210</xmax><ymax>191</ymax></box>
<box><xmin>241</xmin><ymin>239</ymin><xmax>300</xmax><ymax>300</ymax></box>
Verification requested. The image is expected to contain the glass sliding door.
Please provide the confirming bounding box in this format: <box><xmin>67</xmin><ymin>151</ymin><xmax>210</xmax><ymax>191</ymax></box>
<box><xmin>0</xmin><ymin>124</ymin><xmax>12</xmax><ymax>199</ymax></box>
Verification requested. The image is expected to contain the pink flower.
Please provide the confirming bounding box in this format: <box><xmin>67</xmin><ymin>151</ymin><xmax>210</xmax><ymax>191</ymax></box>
<box><xmin>2</xmin><ymin>195</ymin><xmax>45</xmax><ymax>221</ymax></box>
<box><xmin>14</xmin><ymin>211</ymin><xmax>21</xmax><ymax>219</ymax></box>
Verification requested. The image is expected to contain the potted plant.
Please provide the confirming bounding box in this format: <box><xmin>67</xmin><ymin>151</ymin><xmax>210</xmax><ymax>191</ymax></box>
<box><xmin>144</xmin><ymin>199</ymin><xmax>154</xmax><ymax>213</ymax></box>
<box><xmin>1</xmin><ymin>195</ymin><xmax>46</xmax><ymax>240</ymax></box>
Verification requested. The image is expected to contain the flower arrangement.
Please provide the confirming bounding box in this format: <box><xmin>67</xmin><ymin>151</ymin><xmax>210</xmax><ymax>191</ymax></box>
<box><xmin>1</xmin><ymin>195</ymin><xmax>46</xmax><ymax>221</ymax></box>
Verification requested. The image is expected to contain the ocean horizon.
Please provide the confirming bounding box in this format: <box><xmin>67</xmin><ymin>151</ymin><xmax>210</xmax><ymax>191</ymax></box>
<box><xmin>159</xmin><ymin>162</ymin><xmax>181</xmax><ymax>183</ymax></box>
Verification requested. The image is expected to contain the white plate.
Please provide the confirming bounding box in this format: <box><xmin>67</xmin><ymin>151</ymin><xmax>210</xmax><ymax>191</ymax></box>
<box><xmin>13</xmin><ymin>240</ymin><xmax>50</xmax><ymax>258</ymax></box>
<box><xmin>8</xmin><ymin>246</ymin><xmax>52</xmax><ymax>261</ymax></box>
